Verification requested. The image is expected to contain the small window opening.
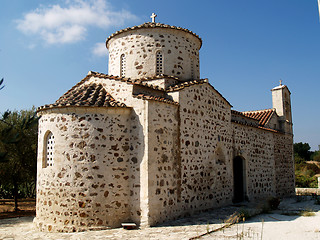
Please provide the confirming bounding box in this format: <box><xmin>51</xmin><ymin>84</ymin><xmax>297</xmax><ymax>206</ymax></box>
<box><xmin>120</xmin><ymin>54</ymin><xmax>126</xmax><ymax>77</ymax></box>
<box><xmin>45</xmin><ymin>132</ymin><xmax>55</xmax><ymax>167</ymax></box>
<box><xmin>156</xmin><ymin>51</ymin><xmax>163</xmax><ymax>75</ymax></box>
<box><xmin>191</xmin><ymin>59</ymin><xmax>194</xmax><ymax>79</ymax></box>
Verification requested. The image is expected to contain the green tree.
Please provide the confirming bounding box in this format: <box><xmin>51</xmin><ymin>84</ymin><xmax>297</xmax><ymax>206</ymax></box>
<box><xmin>0</xmin><ymin>108</ymin><xmax>38</xmax><ymax>210</ymax></box>
<box><xmin>294</xmin><ymin>142</ymin><xmax>312</xmax><ymax>161</ymax></box>
<box><xmin>294</xmin><ymin>153</ymin><xmax>305</xmax><ymax>165</ymax></box>
<box><xmin>312</xmin><ymin>151</ymin><xmax>320</xmax><ymax>162</ymax></box>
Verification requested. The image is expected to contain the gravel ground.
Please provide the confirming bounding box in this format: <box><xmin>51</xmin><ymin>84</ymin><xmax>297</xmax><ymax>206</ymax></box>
<box><xmin>0</xmin><ymin>197</ymin><xmax>319</xmax><ymax>240</ymax></box>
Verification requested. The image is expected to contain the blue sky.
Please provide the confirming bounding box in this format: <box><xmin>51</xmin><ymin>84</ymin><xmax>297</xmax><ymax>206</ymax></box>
<box><xmin>0</xmin><ymin>0</ymin><xmax>319</xmax><ymax>150</ymax></box>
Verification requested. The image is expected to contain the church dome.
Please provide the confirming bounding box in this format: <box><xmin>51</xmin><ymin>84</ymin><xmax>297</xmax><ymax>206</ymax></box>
<box><xmin>106</xmin><ymin>22</ymin><xmax>202</xmax><ymax>80</ymax></box>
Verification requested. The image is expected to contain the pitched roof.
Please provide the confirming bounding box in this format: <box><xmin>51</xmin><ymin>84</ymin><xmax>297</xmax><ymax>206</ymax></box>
<box><xmin>166</xmin><ymin>78</ymin><xmax>209</xmax><ymax>92</ymax></box>
<box><xmin>38</xmin><ymin>71</ymin><xmax>232</xmax><ymax>111</ymax></box>
<box><xmin>166</xmin><ymin>79</ymin><xmax>232</xmax><ymax>107</ymax></box>
<box><xmin>231</xmin><ymin>110</ymin><xmax>279</xmax><ymax>133</ymax></box>
<box><xmin>241</xmin><ymin>109</ymin><xmax>275</xmax><ymax>126</ymax></box>
<box><xmin>37</xmin><ymin>82</ymin><xmax>126</xmax><ymax>111</ymax></box>
<box><xmin>271</xmin><ymin>84</ymin><xmax>291</xmax><ymax>94</ymax></box>
<box><xmin>88</xmin><ymin>71</ymin><xmax>167</xmax><ymax>91</ymax></box>
<box><xmin>106</xmin><ymin>22</ymin><xmax>202</xmax><ymax>48</ymax></box>
<box><xmin>133</xmin><ymin>93</ymin><xmax>178</xmax><ymax>105</ymax></box>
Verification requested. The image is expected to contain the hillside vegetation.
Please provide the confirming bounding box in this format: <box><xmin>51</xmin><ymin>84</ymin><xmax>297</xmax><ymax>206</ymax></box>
<box><xmin>294</xmin><ymin>142</ymin><xmax>320</xmax><ymax>188</ymax></box>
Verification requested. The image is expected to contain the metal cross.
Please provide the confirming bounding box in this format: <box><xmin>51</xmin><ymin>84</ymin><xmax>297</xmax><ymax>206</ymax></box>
<box><xmin>279</xmin><ymin>79</ymin><xmax>282</xmax><ymax>86</ymax></box>
<box><xmin>150</xmin><ymin>13</ymin><xmax>157</xmax><ymax>23</ymax></box>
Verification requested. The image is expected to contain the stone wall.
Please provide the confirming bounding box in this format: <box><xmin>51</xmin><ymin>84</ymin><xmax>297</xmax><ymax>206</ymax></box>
<box><xmin>147</xmin><ymin>101</ymin><xmax>181</xmax><ymax>225</ymax></box>
<box><xmin>265</xmin><ymin>113</ymin><xmax>280</xmax><ymax>131</ymax></box>
<box><xmin>35</xmin><ymin>76</ymin><xmax>295</xmax><ymax>232</ymax></box>
<box><xmin>232</xmin><ymin>123</ymin><xmax>276</xmax><ymax>201</ymax></box>
<box><xmin>107</xmin><ymin>28</ymin><xmax>201</xmax><ymax>80</ymax></box>
<box><xmin>34</xmin><ymin>107</ymin><xmax>133</xmax><ymax>232</ymax></box>
<box><xmin>174</xmin><ymin>83</ymin><xmax>234</xmax><ymax>214</ymax></box>
<box><xmin>274</xmin><ymin>133</ymin><xmax>295</xmax><ymax>197</ymax></box>
<box><xmin>85</xmin><ymin>76</ymin><xmax>166</xmax><ymax>225</ymax></box>
<box><xmin>231</xmin><ymin>111</ymin><xmax>259</xmax><ymax>128</ymax></box>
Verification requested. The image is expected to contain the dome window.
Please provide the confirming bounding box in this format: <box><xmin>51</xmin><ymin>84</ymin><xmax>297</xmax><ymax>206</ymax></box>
<box><xmin>120</xmin><ymin>54</ymin><xmax>126</xmax><ymax>77</ymax></box>
<box><xmin>156</xmin><ymin>51</ymin><xmax>163</xmax><ymax>75</ymax></box>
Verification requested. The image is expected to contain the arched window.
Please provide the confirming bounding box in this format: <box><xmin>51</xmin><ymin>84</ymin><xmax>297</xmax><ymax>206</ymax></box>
<box><xmin>120</xmin><ymin>54</ymin><xmax>126</xmax><ymax>77</ymax></box>
<box><xmin>156</xmin><ymin>51</ymin><xmax>163</xmax><ymax>75</ymax></box>
<box><xmin>44</xmin><ymin>131</ymin><xmax>55</xmax><ymax>167</ymax></box>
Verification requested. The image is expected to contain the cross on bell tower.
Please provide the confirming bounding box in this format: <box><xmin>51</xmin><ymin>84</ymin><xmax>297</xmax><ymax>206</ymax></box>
<box><xmin>150</xmin><ymin>13</ymin><xmax>157</xmax><ymax>23</ymax></box>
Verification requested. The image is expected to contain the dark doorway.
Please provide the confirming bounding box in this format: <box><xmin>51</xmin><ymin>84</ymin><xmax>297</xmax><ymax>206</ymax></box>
<box><xmin>233</xmin><ymin>156</ymin><xmax>245</xmax><ymax>203</ymax></box>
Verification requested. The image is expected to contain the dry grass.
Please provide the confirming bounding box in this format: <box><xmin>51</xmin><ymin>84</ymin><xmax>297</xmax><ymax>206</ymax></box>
<box><xmin>0</xmin><ymin>199</ymin><xmax>35</xmax><ymax>219</ymax></box>
<box><xmin>300</xmin><ymin>210</ymin><xmax>316</xmax><ymax>217</ymax></box>
<box><xmin>281</xmin><ymin>209</ymin><xmax>316</xmax><ymax>217</ymax></box>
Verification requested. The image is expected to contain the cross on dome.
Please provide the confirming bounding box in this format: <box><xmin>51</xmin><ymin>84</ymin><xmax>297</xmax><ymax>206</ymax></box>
<box><xmin>279</xmin><ymin>79</ymin><xmax>282</xmax><ymax>86</ymax></box>
<box><xmin>150</xmin><ymin>13</ymin><xmax>157</xmax><ymax>23</ymax></box>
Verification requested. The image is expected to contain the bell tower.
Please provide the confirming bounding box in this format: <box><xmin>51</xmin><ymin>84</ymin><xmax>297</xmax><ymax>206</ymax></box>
<box><xmin>271</xmin><ymin>80</ymin><xmax>293</xmax><ymax>134</ymax></box>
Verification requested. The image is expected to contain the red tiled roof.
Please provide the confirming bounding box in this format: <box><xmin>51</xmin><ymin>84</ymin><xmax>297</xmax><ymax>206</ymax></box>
<box><xmin>231</xmin><ymin>109</ymin><xmax>280</xmax><ymax>133</ymax></box>
<box><xmin>88</xmin><ymin>71</ymin><xmax>166</xmax><ymax>91</ymax></box>
<box><xmin>241</xmin><ymin>109</ymin><xmax>275</xmax><ymax>126</ymax></box>
<box><xmin>166</xmin><ymin>78</ymin><xmax>209</xmax><ymax>92</ymax></box>
<box><xmin>37</xmin><ymin>82</ymin><xmax>126</xmax><ymax>111</ymax></box>
<box><xmin>38</xmin><ymin>71</ymin><xmax>232</xmax><ymax>111</ymax></box>
<box><xmin>133</xmin><ymin>94</ymin><xmax>178</xmax><ymax>105</ymax></box>
<box><xmin>106</xmin><ymin>22</ymin><xmax>202</xmax><ymax>48</ymax></box>
<box><xmin>232</xmin><ymin>119</ymin><xmax>280</xmax><ymax>133</ymax></box>
<box><xmin>132</xmin><ymin>74</ymin><xmax>182</xmax><ymax>82</ymax></box>
<box><xmin>258</xmin><ymin>126</ymin><xmax>279</xmax><ymax>133</ymax></box>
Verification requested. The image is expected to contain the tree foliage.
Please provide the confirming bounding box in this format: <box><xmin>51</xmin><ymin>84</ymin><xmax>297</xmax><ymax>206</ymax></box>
<box><xmin>294</xmin><ymin>153</ymin><xmax>305</xmax><ymax>165</ymax></box>
<box><xmin>0</xmin><ymin>108</ymin><xmax>38</xmax><ymax>210</ymax></box>
<box><xmin>311</xmin><ymin>151</ymin><xmax>320</xmax><ymax>162</ymax></box>
<box><xmin>294</xmin><ymin>142</ymin><xmax>320</xmax><ymax>188</ymax></box>
<box><xmin>294</xmin><ymin>142</ymin><xmax>312</xmax><ymax>162</ymax></box>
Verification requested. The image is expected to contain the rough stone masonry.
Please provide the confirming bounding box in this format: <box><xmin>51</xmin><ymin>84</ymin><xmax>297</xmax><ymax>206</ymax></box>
<box><xmin>34</xmin><ymin>20</ymin><xmax>295</xmax><ymax>232</ymax></box>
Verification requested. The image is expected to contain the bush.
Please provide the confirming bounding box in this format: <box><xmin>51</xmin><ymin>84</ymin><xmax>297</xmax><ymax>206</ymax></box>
<box><xmin>295</xmin><ymin>162</ymin><xmax>320</xmax><ymax>188</ymax></box>
<box><xmin>295</xmin><ymin>153</ymin><xmax>306</xmax><ymax>165</ymax></box>
<box><xmin>312</xmin><ymin>151</ymin><xmax>320</xmax><ymax>162</ymax></box>
<box><xmin>295</xmin><ymin>174</ymin><xmax>318</xmax><ymax>188</ymax></box>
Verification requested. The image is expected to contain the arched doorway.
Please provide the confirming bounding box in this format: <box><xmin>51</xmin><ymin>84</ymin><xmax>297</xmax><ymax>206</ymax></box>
<box><xmin>233</xmin><ymin>156</ymin><xmax>246</xmax><ymax>203</ymax></box>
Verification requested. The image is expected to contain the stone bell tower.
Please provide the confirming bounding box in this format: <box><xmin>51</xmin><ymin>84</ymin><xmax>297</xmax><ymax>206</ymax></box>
<box><xmin>271</xmin><ymin>80</ymin><xmax>293</xmax><ymax>134</ymax></box>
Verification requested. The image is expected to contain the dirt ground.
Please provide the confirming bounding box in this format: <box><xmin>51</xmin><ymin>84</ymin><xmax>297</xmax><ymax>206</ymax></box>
<box><xmin>0</xmin><ymin>197</ymin><xmax>320</xmax><ymax>239</ymax></box>
<box><xmin>0</xmin><ymin>199</ymin><xmax>35</xmax><ymax>219</ymax></box>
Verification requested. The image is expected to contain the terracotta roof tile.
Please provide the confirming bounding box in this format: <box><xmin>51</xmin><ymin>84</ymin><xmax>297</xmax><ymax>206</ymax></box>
<box><xmin>232</xmin><ymin>119</ymin><xmax>280</xmax><ymax>133</ymax></box>
<box><xmin>133</xmin><ymin>94</ymin><xmax>179</xmax><ymax>105</ymax></box>
<box><xmin>38</xmin><ymin>82</ymin><xmax>126</xmax><ymax>111</ymax></box>
<box><xmin>166</xmin><ymin>78</ymin><xmax>209</xmax><ymax>92</ymax></box>
<box><xmin>231</xmin><ymin>109</ymin><xmax>280</xmax><ymax>133</ymax></box>
<box><xmin>137</xmin><ymin>74</ymin><xmax>182</xmax><ymax>82</ymax></box>
<box><xmin>88</xmin><ymin>71</ymin><xmax>167</xmax><ymax>91</ymax></box>
<box><xmin>257</xmin><ymin>126</ymin><xmax>279</xmax><ymax>133</ymax></box>
<box><xmin>241</xmin><ymin>109</ymin><xmax>275</xmax><ymax>127</ymax></box>
<box><xmin>231</xmin><ymin>110</ymin><xmax>259</xmax><ymax>126</ymax></box>
<box><xmin>231</xmin><ymin>110</ymin><xmax>259</xmax><ymax>121</ymax></box>
<box><xmin>106</xmin><ymin>22</ymin><xmax>202</xmax><ymax>48</ymax></box>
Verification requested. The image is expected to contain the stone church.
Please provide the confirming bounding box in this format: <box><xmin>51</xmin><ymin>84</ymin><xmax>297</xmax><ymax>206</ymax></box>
<box><xmin>34</xmin><ymin>17</ymin><xmax>295</xmax><ymax>232</ymax></box>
